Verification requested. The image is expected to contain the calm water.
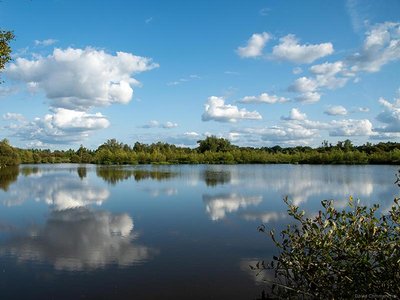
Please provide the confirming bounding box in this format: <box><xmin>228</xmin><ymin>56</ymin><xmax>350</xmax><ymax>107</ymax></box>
<box><xmin>0</xmin><ymin>164</ymin><xmax>398</xmax><ymax>299</ymax></box>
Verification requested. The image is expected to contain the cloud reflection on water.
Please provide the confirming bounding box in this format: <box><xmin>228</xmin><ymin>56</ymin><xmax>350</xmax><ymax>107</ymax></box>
<box><xmin>0</xmin><ymin>171</ymin><xmax>109</xmax><ymax>209</ymax></box>
<box><xmin>1</xmin><ymin>208</ymin><xmax>157</xmax><ymax>271</ymax></box>
<box><xmin>203</xmin><ymin>193</ymin><xmax>263</xmax><ymax>221</ymax></box>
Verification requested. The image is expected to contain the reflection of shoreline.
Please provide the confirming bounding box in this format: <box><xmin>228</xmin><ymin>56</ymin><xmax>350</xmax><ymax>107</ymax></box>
<box><xmin>0</xmin><ymin>207</ymin><xmax>158</xmax><ymax>271</ymax></box>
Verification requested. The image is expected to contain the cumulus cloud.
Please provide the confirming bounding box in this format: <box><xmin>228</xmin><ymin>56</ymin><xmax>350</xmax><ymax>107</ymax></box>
<box><xmin>6</xmin><ymin>47</ymin><xmax>158</xmax><ymax>111</ymax></box>
<box><xmin>202</xmin><ymin>193</ymin><xmax>262</xmax><ymax>221</ymax></box>
<box><xmin>281</xmin><ymin>108</ymin><xmax>307</xmax><ymax>121</ymax></box>
<box><xmin>349</xmin><ymin>22</ymin><xmax>400</xmax><ymax>73</ymax></box>
<box><xmin>236</xmin><ymin>32</ymin><xmax>270</xmax><ymax>58</ymax></box>
<box><xmin>0</xmin><ymin>208</ymin><xmax>157</xmax><ymax>271</ymax></box>
<box><xmin>202</xmin><ymin>96</ymin><xmax>262</xmax><ymax>123</ymax></box>
<box><xmin>324</xmin><ymin>105</ymin><xmax>348</xmax><ymax>116</ymax></box>
<box><xmin>238</xmin><ymin>92</ymin><xmax>289</xmax><ymax>104</ymax></box>
<box><xmin>272</xmin><ymin>34</ymin><xmax>334</xmax><ymax>64</ymax></box>
<box><xmin>289</xmin><ymin>76</ymin><xmax>319</xmax><ymax>93</ymax></box>
<box><xmin>5</xmin><ymin>108</ymin><xmax>110</xmax><ymax>144</ymax></box>
<box><xmin>294</xmin><ymin>91</ymin><xmax>321</xmax><ymax>103</ymax></box>
<box><xmin>289</xmin><ymin>62</ymin><xmax>348</xmax><ymax>103</ymax></box>
<box><xmin>375</xmin><ymin>97</ymin><xmax>400</xmax><ymax>132</ymax></box>
<box><xmin>329</xmin><ymin>119</ymin><xmax>374</xmax><ymax>136</ymax></box>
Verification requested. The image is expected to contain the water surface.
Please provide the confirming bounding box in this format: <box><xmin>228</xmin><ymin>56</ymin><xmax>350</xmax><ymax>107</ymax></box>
<box><xmin>0</xmin><ymin>164</ymin><xmax>398</xmax><ymax>299</ymax></box>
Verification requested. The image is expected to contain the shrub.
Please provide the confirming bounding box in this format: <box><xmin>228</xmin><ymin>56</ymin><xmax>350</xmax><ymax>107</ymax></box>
<box><xmin>254</xmin><ymin>196</ymin><xmax>400</xmax><ymax>298</ymax></box>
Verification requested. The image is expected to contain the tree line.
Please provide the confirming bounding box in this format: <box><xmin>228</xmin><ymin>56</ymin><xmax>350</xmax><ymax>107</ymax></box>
<box><xmin>2</xmin><ymin>137</ymin><xmax>400</xmax><ymax>167</ymax></box>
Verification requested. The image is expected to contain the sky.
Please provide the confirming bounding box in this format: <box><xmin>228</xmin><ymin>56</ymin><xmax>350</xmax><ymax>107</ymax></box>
<box><xmin>0</xmin><ymin>0</ymin><xmax>400</xmax><ymax>149</ymax></box>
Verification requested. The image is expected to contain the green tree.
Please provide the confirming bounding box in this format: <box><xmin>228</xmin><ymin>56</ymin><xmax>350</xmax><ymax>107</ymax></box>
<box><xmin>0</xmin><ymin>30</ymin><xmax>15</xmax><ymax>82</ymax></box>
<box><xmin>0</xmin><ymin>139</ymin><xmax>20</xmax><ymax>167</ymax></box>
<box><xmin>197</xmin><ymin>136</ymin><xmax>233</xmax><ymax>153</ymax></box>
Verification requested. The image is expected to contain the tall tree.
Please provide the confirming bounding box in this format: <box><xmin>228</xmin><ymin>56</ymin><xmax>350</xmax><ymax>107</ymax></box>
<box><xmin>0</xmin><ymin>30</ymin><xmax>15</xmax><ymax>81</ymax></box>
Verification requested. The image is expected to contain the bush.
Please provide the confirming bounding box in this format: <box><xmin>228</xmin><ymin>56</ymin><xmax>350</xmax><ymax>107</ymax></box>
<box><xmin>254</xmin><ymin>196</ymin><xmax>400</xmax><ymax>298</ymax></box>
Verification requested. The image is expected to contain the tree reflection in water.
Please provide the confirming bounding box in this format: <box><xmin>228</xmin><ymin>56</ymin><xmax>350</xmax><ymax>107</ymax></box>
<box><xmin>201</xmin><ymin>169</ymin><xmax>231</xmax><ymax>187</ymax></box>
<box><xmin>96</xmin><ymin>166</ymin><xmax>177</xmax><ymax>185</ymax></box>
<box><xmin>0</xmin><ymin>166</ymin><xmax>19</xmax><ymax>191</ymax></box>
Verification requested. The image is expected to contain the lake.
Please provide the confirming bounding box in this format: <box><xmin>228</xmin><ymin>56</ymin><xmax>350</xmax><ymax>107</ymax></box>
<box><xmin>0</xmin><ymin>164</ymin><xmax>398</xmax><ymax>299</ymax></box>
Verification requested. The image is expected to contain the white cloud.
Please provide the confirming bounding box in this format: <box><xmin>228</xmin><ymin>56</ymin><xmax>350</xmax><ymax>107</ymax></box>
<box><xmin>6</xmin><ymin>108</ymin><xmax>110</xmax><ymax>144</ymax></box>
<box><xmin>375</xmin><ymin>97</ymin><xmax>400</xmax><ymax>132</ymax></box>
<box><xmin>236</xmin><ymin>32</ymin><xmax>270</xmax><ymax>58</ymax></box>
<box><xmin>289</xmin><ymin>76</ymin><xmax>319</xmax><ymax>93</ymax></box>
<box><xmin>272</xmin><ymin>34</ymin><xmax>334</xmax><ymax>64</ymax></box>
<box><xmin>231</xmin><ymin>106</ymin><xmax>376</xmax><ymax>145</ymax></box>
<box><xmin>203</xmin><ymin>193</ymin><xmax>262</xmax><ymax>221</ymax></box>
<box><xmin>3</xmin><ymin>112</ymin><xmax>25</xmax><ymax>122</ymax></box>
<box><xmin>289</xmin><ymin>62</ymin><xmax>348</xmax><ymax>103</ymax></box>
<box><xmin>260</xmin><ymin>123</ymin><xmax>318</xmax><ymax>142</ymax></box>
<box><xmin>295</xmin><ymin>91</ymin><xmax>321</xmax><ymax>103</ymax></box>
<box><xmin>162</xmin><ymin>121</ymin><xmax>178</xmax><ymax>129</ymax></box>
<box><xmin>349</xmin><ymin>22</ymin><xmax>400</xmax><ymax>73</ymax></box>
<box><xmin>34</xmin><ymin>39</ymin><xmax>58</xmax><ymax>46</ymax></box>
<box><xmin>281</xmin><ymin>108</ymin><xmax>307</xmax><ymax>121</ymax></box>
<box><xmin>141</xmin><ymin>120</ymin><xmax>178</xmax><ymax>129</ymax></box>
<box><xmin>324</xmin><ymin>105</ymin><xmax>348</xmax><ymax>116</ymax></box>
<box><xmin>6</xmin><ymin>47</ymin><xmax>159</xmax><ymax>111</ymax></box>
<box><xmin>202</xmin><ymin>96</ymin><xmax>262</xmax><ymax>123</ymax></box>
<box><xmin>239</xmin><ymin>92</ymin><xmax>289</xmax><ymax>104</ymax></box>
<box><xmin>50</xmin><ymin>108</ymin><xmax>110</xmax><ymax>130</ymax></box>
<box><xmin>329</xmin><ymin>119</ymin><xmax>374</xmax><ymax>136</ymax></box>
<box><xmin>310</xmin><ymin>61</ymin><xmax>344</xmax><ymax>76</ymax></box>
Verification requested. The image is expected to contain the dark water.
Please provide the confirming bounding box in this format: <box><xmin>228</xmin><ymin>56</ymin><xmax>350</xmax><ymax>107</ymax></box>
<box><xmin>0</xmin><ymin>164</ymin><xmax>398</xmax><ymax>299</ymax></box>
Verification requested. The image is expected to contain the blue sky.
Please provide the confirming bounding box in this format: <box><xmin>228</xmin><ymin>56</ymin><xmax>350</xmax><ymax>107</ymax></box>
<box><xmin>0</xmin><ymin>0</ymin><xmax>399</xmax><ymax>149</ymax></box>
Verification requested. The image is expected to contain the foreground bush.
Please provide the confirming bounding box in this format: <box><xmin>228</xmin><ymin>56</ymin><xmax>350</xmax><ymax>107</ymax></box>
<box><xmin>254</xmin><ymin>196</ymin><xmax>400</xmax><ymax>298</ymax></box>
